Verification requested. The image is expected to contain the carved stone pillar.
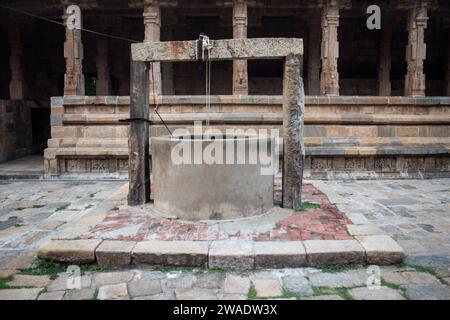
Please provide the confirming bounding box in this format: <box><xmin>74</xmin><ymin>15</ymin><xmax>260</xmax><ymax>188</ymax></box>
<box><xmin>378</xmin><ymin>24</ymin><xmax>392</xmax><ymax>96</ymax></box>
<box><xmin>320</xmin><ymin>2</ymin><xmax>340</xmax><ymax>96</ymax></box>
<box><xmin>8</xmin><ymin>27</ymin><xmax>25</xmax><ymax>100</ymax></box>
<box><xmin>404</xmin><ymin>2</ymin><xmax>428</xmax><ymax>97</ymax></box>
<box><xmin>63</xmin><ymin>7</ymin><xmax>85</xmax><ymax>96</ymax></box>
<box><xmin>144</xmin><ymin>1</ymin><xmax>162</xmax><ymax>95</ymax></box>
<box><xmin>232</xmin><ymin>0</ymin><xmax>248</xmax><ymax>95</ymax></box>
<box><xmin>307</xmin><ymin>13</ymin><xmax>321</xmax><ymax>95</ymax></box>
<box><xmin>96</xmin><ymin>39</ymin><xmax>111</xmax><ymax>95</ymax></box>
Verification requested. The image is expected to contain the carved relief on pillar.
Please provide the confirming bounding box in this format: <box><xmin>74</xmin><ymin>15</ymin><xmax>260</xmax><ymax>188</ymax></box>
<box><xmin>8</xmin><ymin>27</ymin><xmax>25</xmax><ymax>100</ymax></box>
<box><xmin>378</xmin><ymin>23</ymin><xmax>392</xmax><ymax>96</ymax></box>
<box><xmin>63</xmin><ymin>7</ymin><xmax>85</xmax><ymax>96</ymax></box>
<box><xmin>233</xmin><ymin>0</ymin><xmax>248</xmax><ymax>95</ymax></box>
<box><xmin>320</xmin><ymin>1</ymin><xmax>340</xmax><ymax>96</ymax></box>
<box><xmin>144</xmin><ymin>0</ymin><xmax>162</xmax><ymax>95</ymax></box>
<box><xmin>404</xmin><ymin>2</ymin><xmax>429</xmax><ymax>97</ymax></box>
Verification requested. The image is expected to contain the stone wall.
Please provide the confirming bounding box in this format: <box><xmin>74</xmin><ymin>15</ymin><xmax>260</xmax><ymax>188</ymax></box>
<box><xmin>44</xmin><ymin>95</ymin><xmax>450</xmax><ymax>179</ymax></box>
<box><xmin>0</xmin><ymin>100</ymin><xmax>34</xmax><ymax>163</ymax></box>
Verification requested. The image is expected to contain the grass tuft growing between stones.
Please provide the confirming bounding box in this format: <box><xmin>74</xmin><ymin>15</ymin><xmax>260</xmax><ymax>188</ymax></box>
<box><xmin>294</xmin><ymin>201</ymin><xmax>320</xmax><ymax>212</ymax></box>
<box><xmin>280</xmin><ymin>290</ymin><xmax>301</xmax><ymax>300</ymax></box>
<box><xmin>312</xmin><ymin>286</ymin><xmax>352</xmax><ymax>300</ymax></box>
<box><xmin>247</xmin><ymin>284</ymin><xmax>257</xmax><ymax>300</ymax></box>
<box><xmin>20</xmin><ymin>258</ymin><xmax>108</xmax><ymax>279</ymax></box>
<box><xmin>55</xmin><ymin>203</ymin><xmax>70</xmax><ymax>212</ymax></box>
<box><xmin>0</xmin><ymin>276</ymin><xmax>14</xmax><ymax>289</ymax></box>
<box><xmin>395</xmin><ymin>262</ymin><xmax>447</xmax><ymax>285</ymax></box>
<box><xmin>317</xmin><ymin>263</ymin><xmax>361</xmax><ymax>273</ymax></box>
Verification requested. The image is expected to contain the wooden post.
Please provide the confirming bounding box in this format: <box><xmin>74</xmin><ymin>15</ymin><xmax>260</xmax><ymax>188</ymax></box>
<box><xmin>128</xmin><ymin>60</ymin><xmax>150</xmax><ymax>205</ymax></box>
<box><xmin>282</xmin><ymin>54</ymin><xmax>305</xmax><ymax>209</ymax></box>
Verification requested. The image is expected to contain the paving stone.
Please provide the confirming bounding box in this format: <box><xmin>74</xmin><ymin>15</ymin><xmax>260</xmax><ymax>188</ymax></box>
<box><xmin>223</xmin><ymin>274</ymin><xmax>251</xmax><ymax>294</ymax></box>
<box><xmin>8</xmin><ymin>274</ymin><xmax>51</xmax><ymax>288</ymax></box>
<box><xmin>356</xmin><ymin>235</ymin><xmax>405</xmax><ymax>265</ymax></box>
<box><xmin>303</xmin><ymin>240</ymin><xmax>365</xmax><ymax>265</ymax></box>
<box><xmin>0</xmin><ymin>288</ymin><xmax>43</xmax><ymax>300</ymax></box>
<box><xmin>253</xmin><ymin>279</ymin><xmax>283</xmax><ymax>298</ymax></box>
<box><xmin>63</xmin><ymin>288</ymin><xmax>96</xmax><ymax>300</ymax></box>
<box><xmin>132</xmin><ymin>241</ymin><xmax>209</xmax><ymax>267</ymax></box>
<box><xmin>254</xmin><ymin>241</ymin><xmax>306</xmax><ymax>268</ymax></box>
<box><xmin>308</xmin><ymin>270</ymin><xmax>368</xmax><ymax>288</ymax></box>
<box><xmin>133</xmin><ymin>270</ymin><xmax>166</xmax><ymax>281</ymax></box>
<box><xmin>161</xmin><ymin>273</ymin><xmax>197</xmax><ymax>290</ymax></box>
<box><xmin>382</xmin><ymin>271</ymin><xmax>441</xmax><ymax>286</ymax></box>
<box><xmin>196</xmin><ymin>272</ymin><xmax>225</xmax><ymax>289</ymax></box>
<box><xmin>97</xmin><ymin>283</ymin><xmax>128</xmax><ymax>300</ymax></box>
<box><xmin>3</xmin><ymin>251</ymin><xmax>36</xmax><ymax>269</ymax></box>
<box><xmin>133</xmin><ymin>292</ymin><xmax>175</xmax><ymax>300</ymax></box>
<box><xmin>38</xmin><ymin>291</ymin><xmax>65</xmax><ymax>300</ymax></box>
<box><xmin>37</xmin><ymin>239</ymin><xmax>103</xmax><ymax>263</ymax></box>
<box><xmin>46</xmin><ymin>274</ymin><xmax>92</xmax><ymax>291</ymax></box>
<box><xmin>221</xmin><ymin>294</ymin><xmax>247</xmax><ymax>300</ymax></box>
<box><xmin>209</xmin><ymin>240</ymin><xmax>254</xmax><ymax>270</ymax></box>
<box><xmin>93</xmin><ymin>271</ymin><xmax>135</xmax><ymax>287</ymax></box>
<box><xmin>406</xmin><ymin>284</ymin><xmax>450</xmax><ymax>300</ymax></box>
<box><xmin>349</xmin><ymin>287</ymin><xmax>405</xmax><ymax>300</ymax></box>
<box><xmin>346</xmin><ymin>224</ymin><xmax>383</xmax><ymax>236</ymax></box>
<box><xmin>128</xmin><ymin>279</ymin><xmax>162</xmax><ymax>298</ymax></box>
<box><xmin>281</xmin><ymin>275</ymin><xmax>313</xmax><ymax>296</ymax></box>
<box><xmin>303</xmin><ymin>294</ymin><xmax>344</xmax><ymax>300</ymax></box>
<box><xmin>95</xmin><ymin>240</ymin><xmax>136</xmax><ymax>269</ymax></box>
<box><xmin>175</xmin><ymin>288</ymin><xmax>219</xmax><ymax>300</ymax></box>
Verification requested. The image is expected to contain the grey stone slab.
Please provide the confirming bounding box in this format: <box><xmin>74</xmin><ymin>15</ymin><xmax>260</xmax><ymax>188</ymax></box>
<box><xmin>254</xmin><ymin>241</ymin><xmax>306</xmax><ymax>268</ymax></box>
<box><xmin>349</xmin><ymin>287</ymin><xmax>405</xmax><ymax>300</ymax></box>
<box><xmin>0</xmin><ymin>288</ymin><xmax>43</xmax><ymax>300</ymax></box>
<box><xmin>128</xmin><ymin>279</ymin><xmax>162</xmax><ymax>298</ymax></box>
<box><xmin>303</xmin><ymin>240</ymin><xmax>366</xmax><ymax>265</ymax></box>
<box><xmin>93</xmin><ymin>271</ymin><xmax>135</xmax><ymax>287</ymax></box>
<box><xmin>253</xmin><ymin>279</ymin><xmax>283</xmax><ymax>298</ymax></box>
<box><xmin>308</xmin><ymin>270</ymin><xmax>368</xmax><ymax>288</ymax></box>
<box><xmin>132</xmin><ymin>241</ymin><xmax>209</xmax><ymax>267</ymax></box>
<box><xmin>281</xmin><ymin>275</ymin><xmax>313</xmax><ymax>297</ymax></box>
<box><xmin>382</xmin><ymin>271</ymin><xmax>441</xmax><ymax>286</ymax></box>
<box><xmin>209</xmin><ymin>240</ymin><xmax>254</xmax><ymax>270</ymax></box>
<box><xmin>97</xmin><ymin>283</ymin><xmax>128</xmax><ymax>300</ymax></box>
<box><xmin>38</xmin><ymin>291</ymin><xmax>65</xmax><ymax>300</ymax></box>
<box><xmin>223</xmin><ymin>274</ymin><xmax>250</xmax><ymax>294</ymax></box>
<box><xmin>175</xmin><ymin>288</ymin><xmax>219</xmax><ymax>300</ymax></box>
<box><xmin>346</xmin><ymin>224</ymin><xmax>383</xmax><ymax>236</ymax></box>
<box><xmin>46</xmin><ymin>274</ymin><xmax>92</xmax><ymax>292</ymax></box>
<box><xmin>356</xmin><ymin>235</ymin><xmax>405</xmax><ymax>265</ymax></box>
<box><xmin>302</xmin><ymin>294</ymin><xmax>344</xmax><ymax>300</ymax></box>
<box><xmin>63</xmin><ymin>288</ymin><xmax>96</xmax><ymax>300</ymax></box>
<box><xmin>133</xmin><ymin>292</ymin><xmax>175</xmax><ymax>300</ymax></box>
<box><xmin>406</xmin><ymin>284</ymin><xmax>450</xmax><ymax>300</ymax></box>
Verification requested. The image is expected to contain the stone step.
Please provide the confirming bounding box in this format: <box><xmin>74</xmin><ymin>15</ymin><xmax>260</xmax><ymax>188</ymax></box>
<box><xmin>37</xmin><ymin>236</ymin><xmax>405</xmax><ymax>269</ymax></box>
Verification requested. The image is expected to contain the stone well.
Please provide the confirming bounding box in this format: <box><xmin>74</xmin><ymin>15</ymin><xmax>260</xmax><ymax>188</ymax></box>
<box><xmin>151</xmin><ymin>134</ymin><xmax>275</xmax><ymax>220</ymax></box>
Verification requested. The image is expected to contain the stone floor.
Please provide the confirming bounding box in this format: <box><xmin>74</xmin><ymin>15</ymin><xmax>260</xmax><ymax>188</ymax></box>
<box><xmin>0</xmin><ymin>155</ymin><xmax>44</xmax><ymax>179</ymax></box>
<box><xmin>0</xmin><ymin>179</ymin><xmax>449</xmax><ymax>300</ymax></box>
<box><xmin>80</xmin><ymin>184</ymin><xmax>352</xmax><ymax>242</ymax></box>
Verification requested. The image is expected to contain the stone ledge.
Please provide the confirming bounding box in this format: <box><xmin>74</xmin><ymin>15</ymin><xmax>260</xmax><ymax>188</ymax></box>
<box><xmin>96</xmin><ymin>240</ymin><xmax>136</xmax><ymax>269</ymax></box>
<box><xmin>131</xmin><ymin>241</ymin><xmax>209</xmax><ymax>267</ymax></box>
<box><xmin>37</xmin><ymin>239</ymin><xmax>103</xmax><ymax>263</ymax></box>
<box><xmin>303</xmin><ymin>240</ymin><xmax>366</xmax><ymax>265</ymax></box>
<box><xmin>52</xmin><ymin>95</ymin><xmax>450</xmax><ymax>106</ymax></box>
<box><xmin>38</xmin><ymin>237</ymin><xmax>406</xmax><ymax>269</ymax></box>
<box><xmin>355</xmin><ymin>235</ymin><xmax>405</xmax><ymax>265</ymax></box>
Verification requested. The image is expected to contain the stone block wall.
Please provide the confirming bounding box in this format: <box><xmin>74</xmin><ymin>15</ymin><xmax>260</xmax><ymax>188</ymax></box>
<box><xmin>44</xmin><ymin>95</ymin><xmax>450</xmax><ymax>179</ymax></box>
<box><xmin>0</xmin><ymin>100</ymin><xmax>34</xmax><ymax>163</ymax></box>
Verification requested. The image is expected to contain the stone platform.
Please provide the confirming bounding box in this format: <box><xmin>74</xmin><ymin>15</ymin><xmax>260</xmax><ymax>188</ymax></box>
<box><xmin>37</xmin><ymin>182</ymin><xmax>405</xmax><ymax>269</ymax></box>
